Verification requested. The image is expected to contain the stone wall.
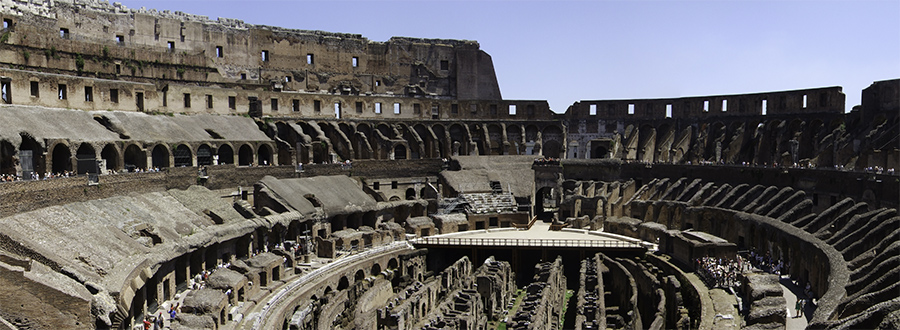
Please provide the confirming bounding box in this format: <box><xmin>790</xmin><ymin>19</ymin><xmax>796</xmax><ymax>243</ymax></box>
<box><xmin>0</xmin><ymin>164</ymin><xmax>294</xmax><ymax>217</ymax></box>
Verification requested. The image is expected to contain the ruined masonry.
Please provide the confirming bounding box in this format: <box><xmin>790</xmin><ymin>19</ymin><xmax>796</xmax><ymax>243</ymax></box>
<box><xmin>0</xmin><ymin>1</ymin><xmax>895</xmax><ymax>330</ymax></box>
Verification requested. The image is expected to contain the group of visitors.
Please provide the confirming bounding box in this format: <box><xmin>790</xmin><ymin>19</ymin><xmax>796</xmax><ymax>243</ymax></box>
<box><xmin>749</xmin><ymin>249</ymin><xmax>787</xmax><ymax>275</ymax></box>
<box><xmin>695</xmin><ymin>255</ymin><xmax>749</xmax><ymax>289</ymax></box>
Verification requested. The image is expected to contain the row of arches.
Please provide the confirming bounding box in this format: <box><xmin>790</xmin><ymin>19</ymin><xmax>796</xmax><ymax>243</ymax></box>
<box><xmin>275</xmin><ymin>120</ymin><xmax>567</xmax><ymax>163</ymax></box>
<box><xmin>0</xmin><ymin>139</ymin><xmax>277</xmax><ymax>177</ymax></box>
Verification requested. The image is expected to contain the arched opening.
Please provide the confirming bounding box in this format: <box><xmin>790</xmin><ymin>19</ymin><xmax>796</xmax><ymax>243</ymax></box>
<box><xmin>0</xmin><ymin>140</ymin><xmax>15</xmax><ymax>175</ymax></box>
<box><xmin>196</xmin><ymin>144</ymin><xmax>212</xmax><ymax>166</ymax></box>
<box><xmin>151</xmin><ymin>145</ymin><xmax>170</xmax><ymax>169</ymax></box>
<box><xmin>257</xmin><ymin>144</ymin><xmax>273</xmax><ymax>166</ymax></box>
<box><xmin>542</xmin><ymin>140</ymin><xmax>562</xmax><ymax>159</ymax></box>
<box><xmin>51</xmin><ymin>144</ymin><xmax>72</xmax><ymax>174</ymax></box>
<box><xmin>173</xmin><ymin>144</ymin><xmax>192</xmax><ymax>167</ymax></box>
<box><xmin>420</xmin><ymin>186</ymin><xmax>437</xmax><ymax>199</ymax></box>
<box><xmin>449</xmin><ymin>124</ymin><xmax>468</xmax><ymax>156</ymax></box>
<box><xmin>593</xmin><ymin>146</ymin><xmax>608</xmax><ymax>159</ymax></box>
<box><xmin>371</xmin><ymin>263</ymin><xmax>382</xmax><ymax>277</ymax></box>
<box><xmin>355</xmin><ymin>270</ymin><xmax>365</xmax><ymax>281</ymax></box>
<box><xmin>387</xmin><ymin>258</ymin><xmax>398</xmax><ymax>270</ymax></box>
<box><xmin>405</xmin><ymin>188</ymin><xmax>416</xmax><ymax>200</ymax></box>
<box><xmin>123</xmin><ymin>144</ymin><xmax>146</xmax><ymax>172</ymax></box>
<box><xmin>19</xmin><ymin>135</ymin><xmax>44</xmax><ymax>176</ymax></box>
<box><xmin>100</xmin><ymin>144</ymin><xmax>119</xmax><ymax>171</ymax></box>
<box><xmin>276</xmin><ymin>143</ymin><xmax>291</xmax><ymax>167</ymax></box>
<box><xmin>75</xmin><ymin>144</ymin><xmax>97</xmax><ymax>174</ymax></box>
<box><xmin>217</xmin><ymin>144</ymin><xmax>234</xmax><ymax>165</ymax></box>
<box><xmin>393</xmin><ymin>144</ymin><xmax>407</xmax><ymax>160</ymax></box>
<box><xmin>337</xmin><ymin>276</ymin><xmax>350</xmax><ymax>291</ymax></box>
<box><xmin>238</xmin><ymin>144</ymin><xmax>253</xmax><ymax>166</ymax></box>
<box><xmin>506</xmin><ymin>124</ymin><xmax>522</xmax><ymax>155</ymax></box>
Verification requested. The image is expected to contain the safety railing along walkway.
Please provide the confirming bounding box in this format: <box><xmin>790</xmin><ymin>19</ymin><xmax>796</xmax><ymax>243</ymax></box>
<box><xmin>412</xmin><ymin>237</ymin><xmax>644</xmax><ymax>249</ymax></box>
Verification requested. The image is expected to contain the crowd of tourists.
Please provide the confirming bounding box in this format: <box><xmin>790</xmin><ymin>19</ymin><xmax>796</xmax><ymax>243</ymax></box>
<box><xmin>695</xmin><ymin>255</ymin><xmax>750</xmax><ymax>289</ymax></box>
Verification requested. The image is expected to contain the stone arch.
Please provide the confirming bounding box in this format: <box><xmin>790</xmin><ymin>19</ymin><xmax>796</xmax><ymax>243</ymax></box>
<box><xmin>398</xmin><ymin>124</ymin><xmax>421</xmax><ymax>159</ymax></box>
<box><xmin>376</xmin><ymin>123</ymin><xmax>394</xmax><ymax>139</ymax></box>
<box><xmin>371</xmin><ymin>263</ymin><xmax>382</xmax><ymax>277</ymax></box>
<box><xmin>0</xmin><ymin>140</ymin><xmax>15</xmax><ymax>175</ymax></box>
<box><xmin>50</xmin><ymin>143</ymin><xmax>72</xmax><ymax>174</ymax></box>
<box><xmin>238</xmin><ymin>144</ymin><xmax>254</xmax><ymax>166</ymax></box>
<box><xmin>151</xmin><ymin>144</ymin><xmax>170</xmax><ymax>169</ymax></box>
<box><xmin>405</xmin><ymin>188</ymin><xmax>416</xmax><ymax>200</ymax></box>
<box><xmin>257</xmin><ymin>144</ymin><xmax>273</xmax><ymax>166</ymax></box>
<box><xmin>318</xmin><ymin>122</ymin><xmax>351</xmax><ymax>161</ymax></box>
<box><xmin>354</xmin><ymin>269</ymin><xmax>365</xmax><ymax>282</ymax></box>
<box><xmin>100</xmin><ymin>144</ymin><xmax>120</xmax><ymax>171</ymax></box>
<box><xmin>217</xmin><ymin>144</ymin><xmax>234</xmax><ymax>165</ymax></box>
<box><xmin>196</xmin><ymin>144</ymin><xmax>213</xmax><ymax>166</ymax></box>
<box><xmin>337</xmin><ymin>276</ymin><xmax>350</xmax><ymax>291</ymax></box>
<box><xmin>393</xmin><ymin>144</ymin><xmax>407</xmax><ymax>160</ymax></box>
<box><xmin>19</xmin><ymin>135</ymin><xmax>45</xmax><ymax>176</ymax></box>
<box><xmin>123</xmin><ymin>144</ymin><xmax>146</xmax><ymax>171</ymax></box>
<box><xmin>542</xmin><ymin>140</ymin><xmax>562</xmax><ymax>159</ymax></box>
<box><xmin>413</xmin><ymin>124</ymin><xmax>435</xmax><ymax>158</ymax></box>
<box><xmin>173</xmin><ymin>144</ymin><xmax>192</xmax><ymax>167</ymax></box>
<box><xmin>469</xmin><ymin>123</ymin><xmax>487</xmax><ymax>155</ymax></box>
<box><xmin>506</xmin><ymin>124</ymin><xmax>522</xmax><ymax>155</ymax></box>
<box><xmin>487</xmin><ymin>124</ymin><xmax>503</xmax><ymax>155</ymax></box>
<box><xmin>420</xmin><ymin>186</ymin><xmax>437</xmax><ymax>199</ymax></box>
<box><xmin>431</xmin><ymin>124</ymin><xmax>447</xmax><ymax>158</ymax></box>
<box><xmin>75</xmin><ymin>143</ymin><xmax>95</xmax><ymax>160</ymax></box>
<box><xmin>387</xmin><ymin>258</ymin><xmax>398</xmax><ymax>270</ymax></box>
<box><xmin>448</xmin><ymin>123</ymin><xmax>468</xmax><ymax>156</ymax></box>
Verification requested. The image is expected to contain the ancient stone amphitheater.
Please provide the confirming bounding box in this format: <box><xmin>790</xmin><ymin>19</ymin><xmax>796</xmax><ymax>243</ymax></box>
<box><xmin>0</xmin><ymin>1</ymin><xmax>895</xmax><ymax>330</ymax></box>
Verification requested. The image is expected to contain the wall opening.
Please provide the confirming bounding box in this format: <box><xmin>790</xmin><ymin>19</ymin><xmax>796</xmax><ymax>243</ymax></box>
<box><xmin>30</xmin><ymin>81</ymin><xmax>38</xmax><ymax>97</ymax></box>
<box><xmin>215</xmin><ymin>46</ymin><xmax>223</xmax><ymax>57</ymax></box>
<box><xmin>665</xmin><ymin>104</ymin><xmax>672</xmax><ymax>118</ymax></box>
<box><xmin>110</xmin><ymin>89</ymin><xmax>118</xmax><ymax>103</ymax></box>
<box><xmin>393</xmin><ymin>103</ymin><xmax>401</xmax><ymax>115</ymax></box>
<box><xmin>627</xmin><ymin>103</ymin><xmax>635</xmax><ymax>115</ymax></box>
<box><xmin>375</xmin><ymin>102</ymin><xmax>381</xmax><ymax>114</ymax></box>
<box><xmin>355</xmin><ymin>101</ymin><xmax>363</xmax><ymax>114</ymax></box>
<box><xmin>84</xmin><ymin>86</ymin><xmax>93</xmax><ymax>102</ymax></box>
<box><xmin>722</xmin><ymin>99</ymin><xmax>727</xmax><ymax>112</ymax></box>
<box><xmin>440</xmin><ymin>60</ymin><xmax>449</xmax><ymax>70</ymax></box>
<box><xmin>183</xmin><ymin>93</ymin><xmax>190</xmax><ymax>108</ymax></box>
<box><xmin>352</xmin><ymin>57</ymin><xmax>358</xmax><ymax>67</ymax></box>
<box><xmin>508</xmin><ymin>104</ymin><xmax>516</xmax><ymax>115</ymax></box>
<box><xmin>206</xmin><ymin>95</ymin><xmax>213</xmax><ymax>108</ymax></box>
<box><xmin>292</xmin><ymin>99</ymin><xmax>299</xmax><ymax>112</ymax></box>
<box><xmin>271</xmin><ymin>98</ymin><xmax>278</xmax><ymax>111</ymax></box>
<box><xmin>802</xmin><ymin>94</ymin><xmax>807</xmax><ymax>108</ymax></box>
<box><xmin>0</xmin><ymin>80</ymin><xmax>10</xmax><ymax>104</ymax></box>
<box><xmin>261</xmin><ymin>50</ymin><xmax>269</xmax><ymax>62</ymax></box>
<box><xmin>228</xmin><ymin>96</ymin><xmax>236</xmax><ymax>109</ymax></box>
<box><xmin>334</xmin><ymin>102</ymin><xmax>341</xmax><ymax>119</ymax></box>
<box><xmin>761</xmin><ymin>99</ymin><xmax>767</xmax><ymax>115</ymax></box>
<box><xmin>306</xmin><ymin>54</ymin><xmax>314</xmax><ymax>65</ymax></box>
<box><xmin>58</xmin><ymin>84</ymin><xmax>66</xmax><ymax>100</ymax></box>
<box><xmin>703</xmin><ymin>100</ymin><xmax>709</xmax><ymax>112</ymax></box>
<box><xmin>136</xmin><ymin>92</ymin><xmax>144</xmax><ymax>111</ymax></box>
<box><xmin>314</xmin><ymin>100</ymin><xmax>321</xmax><ymax>112</ymax></box>
<box><xmin>589</xmin><ymin>104</ymin><xmax>597</xmax><ymax>115</ymax></box>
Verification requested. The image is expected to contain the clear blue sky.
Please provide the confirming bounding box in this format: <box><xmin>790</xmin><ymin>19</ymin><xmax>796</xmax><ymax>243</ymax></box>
<box><xmin>116</xmin><ymin>0</ymin><xmax>900</xmax><ymax>113</ymax></box>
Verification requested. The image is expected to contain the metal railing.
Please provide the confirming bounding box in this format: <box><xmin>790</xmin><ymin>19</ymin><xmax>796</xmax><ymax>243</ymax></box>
<box><xmin>412</xmin><ymin>237</ymin><xmax>644</xmax><ymax>249</ymax></box>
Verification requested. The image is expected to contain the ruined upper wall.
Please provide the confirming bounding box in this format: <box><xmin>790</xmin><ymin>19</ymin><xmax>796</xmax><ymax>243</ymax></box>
<box><xmin>566</xmin><ymin>86</ymin><xmax>846</xmax><ymax>120</ymax></box>
<box><xmin>0</xmin><ymin>0</ymin><xmax>501</xmax><ymax>100</ymax></box>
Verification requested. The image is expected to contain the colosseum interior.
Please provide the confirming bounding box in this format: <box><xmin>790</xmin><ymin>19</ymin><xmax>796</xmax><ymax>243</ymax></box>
<box><xmin>0</xmin><ymin>1</ymin><xmax>896</xmax><ymax>330</ymax></box>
